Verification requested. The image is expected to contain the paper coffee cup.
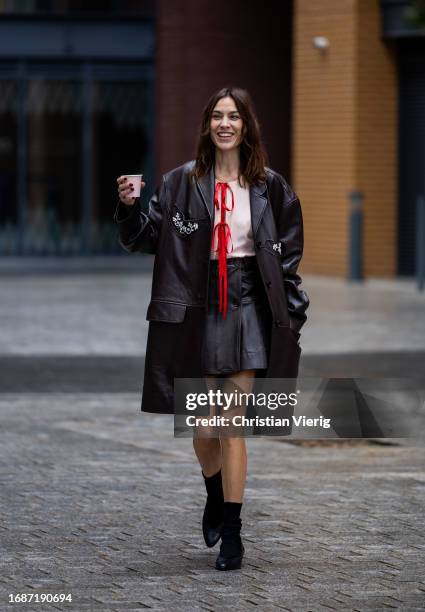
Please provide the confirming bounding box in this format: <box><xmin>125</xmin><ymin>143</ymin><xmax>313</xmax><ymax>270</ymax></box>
<box><xmin>122</xmin><ymin>174</ymin><xmax>143</xmax><ymax>198</ymax></box>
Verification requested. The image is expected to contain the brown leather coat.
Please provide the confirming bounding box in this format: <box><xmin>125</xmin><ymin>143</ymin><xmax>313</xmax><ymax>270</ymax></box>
<box><xmin>114</xmin><ymin>160</ymin><xmax>309</xmax><ymax>414</ymax></box>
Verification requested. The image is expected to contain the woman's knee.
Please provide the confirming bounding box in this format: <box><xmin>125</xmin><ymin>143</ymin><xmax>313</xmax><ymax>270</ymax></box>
<box><xmin>193</xmin><ymin>434</ymin><xmax>220</xmax><ymax>449</ymax></box>
<box><xmin>220</xmin><ymin>436</ymin><xmax>246</xmax><ymax>450</ymax></box>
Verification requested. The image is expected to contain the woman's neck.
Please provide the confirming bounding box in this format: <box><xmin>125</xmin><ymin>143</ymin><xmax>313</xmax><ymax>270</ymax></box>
<box><xmin>214</xmin><ymin>148</ymin><xmax>240</xmax><ymax>181</ymax></box>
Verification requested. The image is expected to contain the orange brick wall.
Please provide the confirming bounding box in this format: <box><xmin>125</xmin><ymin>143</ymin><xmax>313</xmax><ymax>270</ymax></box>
<box><xmin>293</xmin><ymin>0</ymin><xmax>398</xmax><ymax>277</ymax></box>
<box><xmin>357</xmin><ymin>0</ymin><xmax>398</xmax><ymax>277</ymax></box>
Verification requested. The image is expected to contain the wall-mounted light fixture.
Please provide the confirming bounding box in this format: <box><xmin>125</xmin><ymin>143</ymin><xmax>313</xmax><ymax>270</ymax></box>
<box><xmin>313</xmin><ymin>36</ymin><xmax>330</xmax><ymax>51</ymax></box>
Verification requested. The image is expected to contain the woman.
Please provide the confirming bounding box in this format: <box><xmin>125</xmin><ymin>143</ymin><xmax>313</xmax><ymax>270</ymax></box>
<box><xmin>114</xmin><ymin>87</ymin><xmax>309</xmax><ymax>571</ymax></box>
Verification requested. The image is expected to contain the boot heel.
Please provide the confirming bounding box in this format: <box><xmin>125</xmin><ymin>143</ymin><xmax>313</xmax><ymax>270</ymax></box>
<box><xmin>215</xmin><ymin>533</ymin><xmax>244</xmax><ymax>570</ymax></box>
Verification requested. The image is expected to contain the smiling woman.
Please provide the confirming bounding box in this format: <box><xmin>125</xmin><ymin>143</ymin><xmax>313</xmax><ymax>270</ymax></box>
<box><xmin>190</xmin><ymin>87</ymin><xmax>268</xmax><ymax>187</ymax></box>
<box><xmin>114</xmin><ymin>85</ymin><xmax>309</xmax><ymax>572</ymax></box>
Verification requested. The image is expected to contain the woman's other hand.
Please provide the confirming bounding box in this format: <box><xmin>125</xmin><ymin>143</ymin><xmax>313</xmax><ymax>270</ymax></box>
<box><xmin>117</xmin><ymin>176</ymin><xmax>146</xmax><ymax>206</ymax></box>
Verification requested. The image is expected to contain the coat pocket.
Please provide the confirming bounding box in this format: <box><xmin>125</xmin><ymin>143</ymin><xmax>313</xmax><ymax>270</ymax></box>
<box><xmin>146</xmin><ymin>300</ymin><xmax>187</xmax><ymax>323</ymax></box>
<box><xmin>167</xmin><ymin>204</ymin><xmax>203</xmax><ymax>238</ymax></box>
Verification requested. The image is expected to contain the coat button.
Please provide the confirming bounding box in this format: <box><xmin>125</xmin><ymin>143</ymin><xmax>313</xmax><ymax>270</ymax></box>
<box><xmin>256</xmin><ymin>241</ymin><xmax>262</xmax><ymax>248</ymax></box>
<box><xmin>274</xmin><ymin>319</ymin><xmax>281</xmax><ymax>327</ymax></box>
<box><xmin>265</xmin><ymin>280</ymin><xmax>271</xmax><ymax>288</ymax></box>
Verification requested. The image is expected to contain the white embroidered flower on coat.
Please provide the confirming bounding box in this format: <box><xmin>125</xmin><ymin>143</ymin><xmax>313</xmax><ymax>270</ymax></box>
<box><xmin>172</xmin><ymin>211</ymin><xmax>199</xmax><ymax>235</ymax></box>
<box><xmin>272</xmin><ymin>242</ymin><xmax>282</xmax><ymax>254</ymax></box>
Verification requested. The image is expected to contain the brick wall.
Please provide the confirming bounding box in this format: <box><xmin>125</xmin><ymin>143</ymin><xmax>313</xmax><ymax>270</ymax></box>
<box><xmin>156</xmin><ymin>0</ymin><xmax>293</xmax><ymax>181</ymax></box>
<box><xmin>293</xmin><ymin>0</ymin><xmax>398</xmax><ymax>277</ymax></box>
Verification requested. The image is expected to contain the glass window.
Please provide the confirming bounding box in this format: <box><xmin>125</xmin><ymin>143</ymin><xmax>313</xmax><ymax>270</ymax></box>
<box><xmin>91</xmin><ymin>80</ymin><xmax>150</xmax><ymax>253</ymax></box>
<box><xmin>1</xmin><ymin>69</ymin><xmax>152</xmax><ymax>255</ymax></box>
<box><xmin>0</xmin><ymin>0</ymin><xmax>155</xmax><ymax>16</ymax></box>
<box><xmin>25</xmin><ymin>79</ymin><xmax>82</xmax><ymax>254</ymax></box>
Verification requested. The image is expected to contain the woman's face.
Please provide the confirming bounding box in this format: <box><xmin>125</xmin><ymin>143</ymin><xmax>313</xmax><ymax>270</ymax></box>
<box><xmin>209</xmin><ymin>96</ymin><xmax>243</xmax><ymax>152</ymax></box>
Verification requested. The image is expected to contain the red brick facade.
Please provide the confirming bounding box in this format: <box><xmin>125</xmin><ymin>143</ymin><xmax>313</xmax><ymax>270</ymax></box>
<box><xmin>156</xmin><ymin>0</ymin><xmax>293</xmax><ymax>181</ymax></box>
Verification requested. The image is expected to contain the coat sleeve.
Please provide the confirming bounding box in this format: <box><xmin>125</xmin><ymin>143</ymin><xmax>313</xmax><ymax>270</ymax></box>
<box><xmin>113</xmin><ymin>176</ymin><xmax>166</xmax><ymax>254</ymax></box>
<box><xmin>270</xmin><ymin>173</ymin><xmax>310</xmax><ymax>334</ymax></box>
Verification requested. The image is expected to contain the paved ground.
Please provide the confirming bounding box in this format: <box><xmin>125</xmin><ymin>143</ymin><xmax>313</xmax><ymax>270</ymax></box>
<box><xmin>1</xmin><ymin>257</ymin><xmax>425</xmax><ymax>356</ymax></box>
<box><xmin>1</xmin><ymin>258</ymin><xmax>424</xmax><ymax>611</ymax></box>
<box><xmin>1</xmin><ymin>395</ymin><xmax>424</xmax><ymax>611</ymax></box>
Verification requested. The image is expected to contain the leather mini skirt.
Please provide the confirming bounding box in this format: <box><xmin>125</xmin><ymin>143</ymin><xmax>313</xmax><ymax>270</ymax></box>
<box><xmin>202</xmin><ymin>256</ymin><xmax>271</xmax><ymax>375</ymax></box>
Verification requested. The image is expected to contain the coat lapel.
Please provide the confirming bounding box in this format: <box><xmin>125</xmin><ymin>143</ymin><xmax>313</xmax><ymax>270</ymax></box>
<box><xmin>196</xmin><ymin>165</ymin><xmax>215</xmax><ymax>222</ymax></box>
<box><xmin>249</xmin><ymin>181</ymin><xmax>268</xmax><ymax>238</ymax></box>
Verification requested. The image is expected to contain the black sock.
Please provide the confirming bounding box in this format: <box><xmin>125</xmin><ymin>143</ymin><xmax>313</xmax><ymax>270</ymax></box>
<box><xmin>202</xmin><ymin>469</ymin><xmax>224</xmax><ymax>526</ymax></box>
<box><xmin>221</xmin><ymin>502</ymin><xmax>243</xmax><ymax>556</ymax></box>
<box><xmin>223</xmin><ymin>501</ymin><xmax>242</xmax><ymax>524</ymax></box>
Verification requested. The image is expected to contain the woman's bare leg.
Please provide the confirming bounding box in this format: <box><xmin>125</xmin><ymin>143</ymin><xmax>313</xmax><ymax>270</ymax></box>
<box><xmin>220</xmin><ymin>370</ymin><xmax>256</xmax><ymax>502</ymax></box>
<box><xmin>192</xmin><ymin>438</ymin><xmax>221</xmax><ymax>476</ymax></box>
<box><xmin>192</xmin><ymin>376</ymin><xmax>222</xmax><ymax>476</ymax></box>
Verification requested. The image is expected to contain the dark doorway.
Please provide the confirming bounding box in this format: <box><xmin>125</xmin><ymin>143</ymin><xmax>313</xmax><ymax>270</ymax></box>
<box><xmin>398</xmin><ymin>39</ymin><xmax>425</xmax><ymax>276</ymax></box>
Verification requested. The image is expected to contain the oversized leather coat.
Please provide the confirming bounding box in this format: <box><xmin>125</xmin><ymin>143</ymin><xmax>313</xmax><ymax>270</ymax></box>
<box><xmin>114</xmin><ymin>160</ymin><xmax>309</xmax><ymax>414</ymax></box>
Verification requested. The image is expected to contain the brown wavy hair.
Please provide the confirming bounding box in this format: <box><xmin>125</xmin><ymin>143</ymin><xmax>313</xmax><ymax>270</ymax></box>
<box><xmin>189</xmin><ymin>86</ymin><xmax>268</xmax><ymax>186</ymax></box>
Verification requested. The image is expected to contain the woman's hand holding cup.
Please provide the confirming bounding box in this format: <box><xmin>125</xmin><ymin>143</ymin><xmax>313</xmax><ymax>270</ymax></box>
<box><xmin>117</xmin><ymin>174</ymin><xmax>145</xmax><ymax>206</ymax></box>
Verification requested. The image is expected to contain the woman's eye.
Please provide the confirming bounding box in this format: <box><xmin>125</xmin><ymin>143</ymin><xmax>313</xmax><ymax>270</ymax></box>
<box><xmin>212</xmin><ymin>114</ymin><xmax>239</xmax><ymax>120</ymax></box>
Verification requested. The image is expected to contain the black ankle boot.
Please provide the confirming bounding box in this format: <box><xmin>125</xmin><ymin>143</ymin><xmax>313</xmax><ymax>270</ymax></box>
<box><xmin>215</xmin><ymin>502</ymin><xmax>244</xmax><ymax>571</ymax></box>
<box><xmin>202</xmin><ymin>469</ymin><xmax>224</xmax><ymax>548</ymax></box>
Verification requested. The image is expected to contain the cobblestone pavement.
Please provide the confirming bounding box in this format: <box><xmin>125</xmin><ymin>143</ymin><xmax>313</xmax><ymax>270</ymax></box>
<box><xmin>1</xmin><ymin>393</ymin><xmax>424</xmax><ymax>611</ymax></box>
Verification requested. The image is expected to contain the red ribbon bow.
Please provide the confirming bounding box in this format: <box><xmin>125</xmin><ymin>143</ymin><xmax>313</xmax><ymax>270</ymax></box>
<box><xmin>211</xmin><ymin>181</ymin><xmax>234</xmax><ymax>319</ymax></box>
